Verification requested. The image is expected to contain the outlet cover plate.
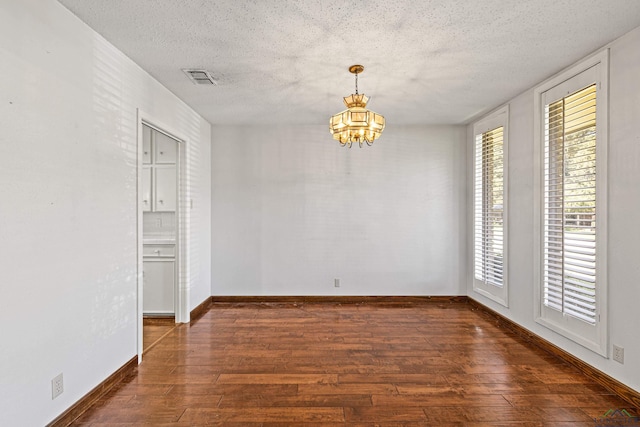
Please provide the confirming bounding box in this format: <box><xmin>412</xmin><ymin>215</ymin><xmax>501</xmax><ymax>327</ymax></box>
<box><xmin>613</xmin><ymin>345</ymin><xmax>624</xmax><ymax>364</ymax></box>
<box><xmin>52</xmin><ymin>373</ymin><xmax>64</xmax><ymax>399</ymax></box>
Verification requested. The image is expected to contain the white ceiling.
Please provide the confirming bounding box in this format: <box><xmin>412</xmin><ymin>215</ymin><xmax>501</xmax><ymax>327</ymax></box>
<box><xmin>58</xmin><ymin>0</ymin><xmax>640</xmax><ymax>125</ymax></box>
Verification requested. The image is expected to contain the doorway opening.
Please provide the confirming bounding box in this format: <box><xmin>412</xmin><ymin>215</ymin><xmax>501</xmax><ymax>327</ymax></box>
<box><xmin>136</xmin><ymin>112</ymin><xmax>187</xmax><ymax>361</ymax></box>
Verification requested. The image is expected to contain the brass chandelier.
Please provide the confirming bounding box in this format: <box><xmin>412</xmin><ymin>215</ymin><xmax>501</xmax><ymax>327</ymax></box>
<box><xmin>329</xmin><ymin>65</ymin><xmax>385</xmax><ymax>148</ymax></box>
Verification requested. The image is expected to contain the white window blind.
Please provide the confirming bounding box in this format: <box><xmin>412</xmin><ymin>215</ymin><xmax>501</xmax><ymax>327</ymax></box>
<box><xmin>543</xmin><ymin>84</ymin><xmax>597</xmax><ymax>324</ymax></box>
<box><xmin>474</xmin><ymin>126</ymin><xmax>505</xmax><ymax>288</ymax></box>
<box><xmin>534</xmin><ymin>51</ymin><xmax>607</xmax><ymax>355</ymax></box>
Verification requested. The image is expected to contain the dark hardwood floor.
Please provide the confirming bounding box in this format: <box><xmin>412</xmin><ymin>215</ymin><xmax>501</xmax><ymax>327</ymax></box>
<box><xmin>143</xmin><ymin>317</ymin><xmax>176</xmax><ymax>353</ymax></box>
<box><xmin>71</xmin><ymin>301</ymin><xmax>637</xmax><ymax>426</ymax></box>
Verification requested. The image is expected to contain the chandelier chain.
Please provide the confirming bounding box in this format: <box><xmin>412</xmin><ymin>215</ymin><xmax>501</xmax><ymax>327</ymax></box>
<box><xmin>355</xmin><ymin>71</ymin><xmax>358</xmax><ymax>95</ymax></box>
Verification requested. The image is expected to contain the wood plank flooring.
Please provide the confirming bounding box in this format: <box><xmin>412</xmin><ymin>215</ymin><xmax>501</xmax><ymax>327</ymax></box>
<box><xmin>71</xmin><ymin>302</ymin><xmax>638</xmax><ymax>426</ymax></box>
<box><xmin>143</xmin><ymin>317</ymin><xmax>176</xmax><ymax>353</ymax></box>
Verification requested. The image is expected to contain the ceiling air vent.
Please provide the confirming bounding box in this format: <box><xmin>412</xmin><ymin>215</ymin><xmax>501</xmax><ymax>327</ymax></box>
<box><xmin>182</xmin><ymin>69</ymin><xmax>217</xmax><ymax>85</ymax></box>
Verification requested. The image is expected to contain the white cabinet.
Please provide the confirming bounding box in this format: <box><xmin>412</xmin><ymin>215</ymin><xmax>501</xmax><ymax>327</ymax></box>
<box><xmin>141</xmin><ymin>124</ymin><xmax>177</xmax><ymax>212</ymax></box>
<box><xmin>154</xmin><ymin>166</ymin><xmax>176</xmax><ymax>212</ymax></box>
<box><xmin>143</xmin><ymin>258</ymin><xmax>175</xmax><ymax>315</ymax></box>
<box><xmin>141</xmin><ymin>124</ymin><xmax>179</xmax><ymax>317</ymax></box>
<box><xmin>142</xmin><ymin>166</ymin><xmax>151</xmax><ymax>212</ymax></box>
<box><xmin>154</xmin><ymin>131</ymin><xmax>178</xmax><ymax>164</ymax></box>
<box><xmin>142</xmin><ymin>167</ymin><xmax>176</xmax><ymax>213</ymax></box>
<box><xmin>143</xmin><ymin>244</ymin><xmax>176</xmax><ymax>257</ymax></box>
<box><xmin>142</xmin><ymin>125</ymin><xmax>152</xmax><ymax>164</ymax></box>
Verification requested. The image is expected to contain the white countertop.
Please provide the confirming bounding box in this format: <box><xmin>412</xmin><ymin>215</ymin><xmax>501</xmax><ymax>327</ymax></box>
<box><xmin>143</xmin><ymin>238</ymin><xmax>176</xmax><ymax>245</ymax></box>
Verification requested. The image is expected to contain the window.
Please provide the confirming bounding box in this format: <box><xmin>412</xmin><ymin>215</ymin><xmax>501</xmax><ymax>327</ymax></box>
<box><xmin>473</xmin><ymin>106</ymin><xmax>508</xmax><ymax>306</ymax></box>
<box><xmin>544</xmin><ymin>84</ymin><xmax>597</xmax><ymax>322</ymax></box>
<box><xmin>534</xmin><ymin>51</ymin><xmax>608</xmax><ymax>356</ymax></box>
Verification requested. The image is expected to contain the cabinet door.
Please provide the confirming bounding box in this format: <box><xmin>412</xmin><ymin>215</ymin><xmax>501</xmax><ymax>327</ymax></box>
<box><xmin>142</xmin><ymin>166</ymin><xmax>152</xmax><ymax>212</ymax></box>
<box><xmin>154</xmin><ymin>131</ymin><xmax>177</xmax><ymax>164</ymax></box>
<box><xmin>143</xmin><ymin>259</ymin><xmax>175</xmax><ymax>314</ymax></box>
<box><xmin>142</xmin><ymin>125</ymin><xmax>152</xmax><ymax>164</ymax></box>
<box><xmin>154</xmin><ymin>166</ymin><xmax>176</xmax><ymax>212</ymax></box>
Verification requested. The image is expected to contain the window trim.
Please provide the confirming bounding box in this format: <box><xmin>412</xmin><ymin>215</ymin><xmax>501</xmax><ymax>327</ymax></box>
<box><xmin>533</xmin><ymin>49</ymin><xmax>609</xmax><ymax>357</ymax></box>
<box><xmin>472</xmin><ymin>105</ymin><xmax>509</xmax><ymax>307</ymax></box>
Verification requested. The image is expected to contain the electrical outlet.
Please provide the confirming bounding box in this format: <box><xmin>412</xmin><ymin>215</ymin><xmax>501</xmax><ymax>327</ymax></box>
<box><xmin>613</xmin><ymin>345</ymin><xmax>624</xmax><ymax>364</ymax></box>
<box><xmin>334</xmin><ymin>278</ymin><xmax>340</xmax><ymax>287</ymax></box>
<box><xmin>52</xmin><ymin>373</ymin><xmax>64</xmax><ymax>399</ymax></box>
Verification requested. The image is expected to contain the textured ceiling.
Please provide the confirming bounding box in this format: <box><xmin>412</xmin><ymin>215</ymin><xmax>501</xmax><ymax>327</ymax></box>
<box><xmin>58</xmin><ymin>0</ymin><xmax>640</xmax><ymax>125</ymax></box>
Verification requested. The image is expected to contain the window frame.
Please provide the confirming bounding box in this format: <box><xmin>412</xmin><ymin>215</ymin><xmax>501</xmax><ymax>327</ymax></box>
<box><xmin>533</xmin><ymin>50</ymin><xmax>609</xmax><ymax>357</ymax></box>
<box><xmin>472</xmin><ymin>105</ymin><xmax>509</xmax><ymax>307</ymax></box>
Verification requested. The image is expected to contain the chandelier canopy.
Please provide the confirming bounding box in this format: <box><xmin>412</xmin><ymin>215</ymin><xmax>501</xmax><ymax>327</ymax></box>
<box><xmin>329</xmin><ymin>65</ymin><xmax>385</xmax><ymax>148</ymax></box>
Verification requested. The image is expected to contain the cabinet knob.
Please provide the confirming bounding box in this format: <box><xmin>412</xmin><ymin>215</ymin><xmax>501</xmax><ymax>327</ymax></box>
<box><xmin>144</xmin><ymin>151</ymin><xmax>148</xmax><ymax>155</ymax></box>
<box><xmin>143</xmin><ymin>199</ymin><xmax>148</xmax><ymax>203</ymax></box>
<box><xmin>154</xmin><ymin>249</ymin><xmax>160</xmax><ymax>254</ymax></box>
<box><xmin>160</xmin><ymin>151</ymin><xmax>164</xmax><ymax>155</ymax></box>
<box><xmin>159</xmin><ymin>200</ymin><xmax>164</xmax><ymax>204</ymax></box>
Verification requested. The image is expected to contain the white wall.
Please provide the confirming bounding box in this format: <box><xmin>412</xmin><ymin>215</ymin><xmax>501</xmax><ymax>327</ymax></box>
<box><xmin>0</xmin><ymin>1</ymin><xmax>211</xmax><ymax>425</ymax></box>
<box><xmin>468</xmin><ymin>26</ymin><xmax>640</xmax><ymax>392</ymax></box>
<box><xmin>212</xmin><ymin>125</ymin><xmax>467</xmax><ymax>296</ymax></box>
